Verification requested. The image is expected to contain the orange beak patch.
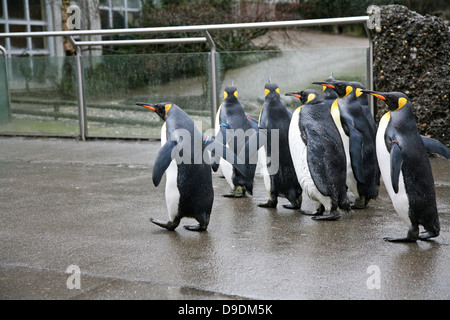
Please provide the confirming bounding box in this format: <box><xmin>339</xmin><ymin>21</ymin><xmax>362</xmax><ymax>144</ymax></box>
<box><xmin>372</xmin><ymin>93</ymin><xmax>386</xmax><ymax>101</ymax></box>
<box><xmin>142</xmin><ymin>105</ymin><xmax>156</xmax><ymax>111</ymax></box>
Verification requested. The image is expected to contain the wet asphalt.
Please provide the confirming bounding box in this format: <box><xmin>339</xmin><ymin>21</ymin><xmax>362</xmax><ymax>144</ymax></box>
<box><xmin>0</xmin><ymin>137</ymin><xmax>449</xmax><ymax>300</ymax></box>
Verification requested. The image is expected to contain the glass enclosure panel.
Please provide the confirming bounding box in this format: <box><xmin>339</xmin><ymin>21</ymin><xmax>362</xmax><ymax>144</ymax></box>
<box><xmin>82</xmin><ymin>52</ymin><xmax>211</xmax><ymax>137</ymax></box>
<box><xmin>0</xmin><ymin>55</ymin><xmax>79</xmax><ymax>135</ymax></box>
<box><xmin>0</xmin><ymin>47</ymin><xmax>368</xmax><ymax>138</ymax></box>
<box><xmin>217</xmin><ymin>48</ymin><xmax>368</xmax><ymax>118</ymax></box>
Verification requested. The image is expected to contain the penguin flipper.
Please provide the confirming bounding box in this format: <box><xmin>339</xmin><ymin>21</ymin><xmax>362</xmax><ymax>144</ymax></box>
<box><xmin>348</xmin><ymin>125</ymin><xmax>366</xmax><ymax>184</ymax></box>
<box><xmin>390</xmin><ymin>140</ymin><xmax>403</xmax><ymax>194</ymax></box>
<box><xmin>152</xmin><ymin>140</ymin><xmax>177</xmax><ymax>187</ymax></box>
<box><xmin>421</xmin><ymin>135</ymin><xmax>450</xmax><ymax>160</ymax></box>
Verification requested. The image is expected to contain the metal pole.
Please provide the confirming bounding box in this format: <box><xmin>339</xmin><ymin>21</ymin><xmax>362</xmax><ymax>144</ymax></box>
<box><xmin>364</xmin><ymin>24</ymin><xmax>375</xmax><ymax>118</ymax></box>
<box><xmin>204</xmin><ymin>31</ymin><xmax>217</xmax><ymax>131</ymax></box>
<box><xmin>73</xmin><ymin>37</ymin><xmax>207</xmax><ymax>46</ymax></box>
<box><xmin>69</xmin><ymin>36</ymin><xmax>87</xmax><ymax>141</ymax></box>
<box><xmin>0</xmin><ymin>16</ymin><xmax>369</xmax><ymax>39</ymax></box>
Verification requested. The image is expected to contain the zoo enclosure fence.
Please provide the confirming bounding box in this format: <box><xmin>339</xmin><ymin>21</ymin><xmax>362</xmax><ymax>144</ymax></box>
<box><xmin>0</xmin><ymin>16</ymin><xmax>372</xmax><ymax>141</ymax></box>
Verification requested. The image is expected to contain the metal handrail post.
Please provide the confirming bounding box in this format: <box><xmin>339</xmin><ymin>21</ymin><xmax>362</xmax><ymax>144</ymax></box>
<box><xmin>69</xmin><ymin>36</ymin><xmax>87</xmax><ymax>140</ymax></box>
<box><xmin>0</xmin><ymin>45</ymin><xmax>12</xmax><ymax>122</ymax></box>
<box><xmin>363</xmin><ymin>24</ymin><xmax>375</xmax><ymax>118</ymax></box>
<box><xmin>204</xmin><ymin>31</ymin><xmax>218</xmax><ymax>131</ymax></box>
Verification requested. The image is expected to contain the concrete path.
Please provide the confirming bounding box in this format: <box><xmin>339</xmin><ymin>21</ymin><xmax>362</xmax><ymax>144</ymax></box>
<box><xmin>0</xmin><ymin>137</ymin><xmax>449</xmax><ymax>300</ymax></box>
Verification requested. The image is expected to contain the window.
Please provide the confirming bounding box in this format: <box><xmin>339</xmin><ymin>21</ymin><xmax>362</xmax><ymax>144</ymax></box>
<box><xmin>0</xmin><ymin>0</ymin><xmax>49</xmax><ymax>57</ymax></box>
<box><xmin>99</xmin><ymin>0</ymin><xmax>142</xmax><ymax>29</ymax></box>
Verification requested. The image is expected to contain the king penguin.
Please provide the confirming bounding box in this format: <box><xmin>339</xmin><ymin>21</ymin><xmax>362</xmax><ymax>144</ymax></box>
<box><xmin>312</xmin><ymin>79</ymin><xmax>378</xmax><ymax>209</ymax></box>
<box><xmin>214</xmin><ymin>84</ymin><xmax>258</xmax><ymax>197</ymax></box>
<box><xmin>136</xmin><ymin>102</ymin><xmax>246</xmax><ymax>231</ymax></box>
<box><xmin>286</xmin><ymin>89</ymin><xmax>350</xmax><ymax>220</ymax></box>
<box><xmin>254</xmin><ymin>81</ymin><xmax>302</xmax><ymax>209</ymax></box>
<box><xmin>361</xmin><ymin>90</ymin><xmax>440</xmax><ymax>242</ymax></box>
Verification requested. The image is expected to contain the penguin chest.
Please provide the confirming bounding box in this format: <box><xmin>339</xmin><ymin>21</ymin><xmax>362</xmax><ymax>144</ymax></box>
<box><xmin>289</xmin><ymin>110</ymin><xmax>329</xmax><ymax>207</ymax></box>
<box><xmin>376</xmin><ymin>114</ymin><xmax>410</xmax><ymax>226</ymax></box>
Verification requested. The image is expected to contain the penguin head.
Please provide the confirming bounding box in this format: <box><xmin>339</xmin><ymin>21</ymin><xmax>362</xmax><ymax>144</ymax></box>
<box><xmin>264</xmin><ymin>82</ymin><xmax>281</xmax><ymax>100</ymax></box>
<box><xmin>361</xmin><ymin>90</ymin><xmax>409</xmax><ymax>112</ymax></box>
<box><xmin>350</xmin><ymin>82</ymin><xmax>366</xmax><ymax>98</ymax></box>
<box><xmin>312</xmin><ymin>79</ymin><xmax>353</xmax><ymax>98</ymax></box>
<box><xmin>285</xmin><ymin>89</ymin><xmax>323</xmax><ymax>105</ymax></box>
<box><xmin>223</xmin><ymin>85</ymin><xmax>239</xmax><ymax>102</ymax></box>
<box><xmin>136</xmin><ymin>102</ymin><xmax>173</xmax><ymax>120</ymax></box>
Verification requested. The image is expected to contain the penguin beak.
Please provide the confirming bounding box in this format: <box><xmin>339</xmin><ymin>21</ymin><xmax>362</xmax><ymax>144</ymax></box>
<box><xmin>312</xmin><ymin>81</ymin><xmax>335</xmax><ymax>89</ymax></box>
<box><xmin>136</xmin><ymin>102</ymin><xmax>156</xmax><ymax>111</ymax></box>
<box><xmin>285</xmin><ymin>92</ymin><xmax>301</xmax><ymax>99</ymax></box>
<box><xmin>361</xmin><ymin>90</ymin><xmax>386</xmax><ymax>101</ymax></box>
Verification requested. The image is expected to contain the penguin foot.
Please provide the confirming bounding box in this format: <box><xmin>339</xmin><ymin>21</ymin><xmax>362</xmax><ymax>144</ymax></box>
<box><xmin>150</xmin><ymin>218</ymin><xmax>179</xmax><ymax>231</ymax></box>
<box><xmin>351</xmin><ymin>197</ymin><xmax>367</xmax><ymax>209</ymax></box>
<box><xmin>282</xmin><ymin>204</ymin><xmax>300</xmax><ymax>210</ymax></box>
<box><xmin>222</xmin><ymin>192</ymin><xmax>244</xmax><ymax>198</ymax></box>
<box><xmin>222</xmin><ymin>186</ymin><xmax>246</xmax><ymax>198</ymax></box>
<box><xmin>300</xmin><ymin>204</ymin><xmax>325</xmax><ymax>216</ymax></box>
<box><xmin>417</xmin><ymin>232</ymin><xmax>439</xmax><ymax>241</ymax></box>
<box><xmin>184</xmin><ymin>224</ymin><xmax>208</xmax><ymax>232</ymax></box>
<box><xmin>258</xmin><ymin>199</ymin><xmax>278</xmax><ymax>208</ymax></box>
<box><xmin>312</xmin><ymin>212</ymin><xmax>341</xmax><ymax>221</ymax></box>
<box><xmin>383</xmin><ymin>236</ymin><xmax>417</xmax><ymax>242</ymax></box>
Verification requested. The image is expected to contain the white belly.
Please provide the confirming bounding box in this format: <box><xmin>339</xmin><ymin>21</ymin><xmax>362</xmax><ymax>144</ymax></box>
<box><xmin>377</xmin><ymin>113</ymin><xmax>410</xmax><ymax>226</ymax></box>
<box><xmin>161</xmin><ymin>123</ymin><xmax>180</xmax><ymax>221</ymax></box>
<box><xmin>289</xmin><ymin>109</ymin><xmax>332</xmax><ymax>210</ymax></box>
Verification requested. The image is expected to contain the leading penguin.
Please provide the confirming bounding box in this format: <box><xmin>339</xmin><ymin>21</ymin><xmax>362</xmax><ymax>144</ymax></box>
<box><xmin>361</xmin><ymin>90</ymin><xmax>441</xmax><ymax>242</ymax></box>
<box><xmin>214</xmin><ymin>84</ymin><xmax>258</xmax><ymax>197</ymax></box>
<box><xmin>286</xmin><ymin>89</ymin><xmax>350</xmax><ymax>220</ymax></box>
<box><xmin>136</xmin><ymin>102</ymin><xmax>246</xmax><ymax>231</ymax></box>
<box><xmin>253</xmin><ymin>81</ymin><xmax>302</xmax><ymax>209</ymax></box>
<box><xmin>312</xmin><ymin>79</ymin><xmax>379</xmax><ymax>209</ymax></box>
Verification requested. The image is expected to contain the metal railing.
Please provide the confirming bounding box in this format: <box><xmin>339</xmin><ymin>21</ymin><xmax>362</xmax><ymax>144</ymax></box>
<box><xmin>0</xmin><ymin>16</ymin><xmax>371</xmax><ymax>140</ymax></box>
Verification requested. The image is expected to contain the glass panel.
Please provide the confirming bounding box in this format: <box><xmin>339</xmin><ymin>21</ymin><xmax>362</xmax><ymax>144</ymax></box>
<box><xmin>29</xmin><ymin>0</ymin><xmax>43</xmax><ymax>20</ymax></box>
<box><xmin>112</xmin><ymin>0</ymin><xmax>124</xmax><ymax>8</ymax></box>
<box><xmin>217</xmin><ymin>48</ymin><xmax>368</xmax><ymax>118</ymax></box>
<box><xmin>0</xmin><ymin>55</ymin><xmax>79</xmax><ymax>135</ymax></box>
<box><xmin>127</xmin><ymin>0</ymin><xmax>141</xmax><ymax>9</ymax></box>
<box><xmin>112</xmin><ymin>10</ymin><xmax>125</xmax><ymax>29</ymax></box>
<box><xmin>82</xmin><ymin>53</ymin><xmax>211</xmax><ymax>137</ymax></box>
<box><xmin>127</xmin><ymin>11</ymin><xmax>140</xmax><ymax>27</ymax></box>
<box><xmin>31</xmin><ymin>25</ymin><xmax>45</xmax><ymax>49</ymax></box>
<box><xmin>9</xmin><ymin>25</ymin><xmax>27</xmax><ymax>49</ymax></box>
<box><xmin>100</xmin><ymin>9</ymin><xmax>110</xmax><ymax>29</ymax></box>
<box><xmin>0</xmin><ymin>25</ymin><xmax>5</xmax><ymax>47</ymax></box>
<box><xmin>0</xmin><ymin>2</ymin><xmax>4</xmax><ymax>19</ymax></box>
<box><xmin>8</xmin><ymin>0</ymin><xmax>25</xmax><ymax>19</ymax></box>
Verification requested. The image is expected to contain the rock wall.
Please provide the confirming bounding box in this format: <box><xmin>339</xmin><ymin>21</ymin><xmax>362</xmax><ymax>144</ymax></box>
<box><xmin>372</xmin><ymin>5</ymin><xmax>449</xmax><ymax>147</ymax></box>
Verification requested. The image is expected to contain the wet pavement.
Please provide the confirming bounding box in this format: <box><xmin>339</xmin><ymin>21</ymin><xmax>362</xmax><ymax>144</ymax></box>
<box><xmin>0</xmin><ymin>137</ymin><xmax>449</xmax><ymax>300</ymax></box>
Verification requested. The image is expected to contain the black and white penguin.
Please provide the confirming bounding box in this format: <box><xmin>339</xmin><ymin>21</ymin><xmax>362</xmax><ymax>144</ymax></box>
<box><xmin>136</xmin><ymin>102</ymin><xmax>246</xmax><ymax>231</ymax></box>
<box><xmin>312</xmin><ymin>79</ymin><xmax>378</xmax><ymax>209</ymax></box>
<box><xmin>286</xmin><ymin>89</ymin><xmax>350</xmax><ymax>220</ymax></box>
<box><xmin>361</xmin><ymin>90</ymin><xmax>440</xmax><ymax>242</ymax></box>
<box><xmin>214</xmin><ymin>84</ymin><xmax>258</xmax><ymax>197</ymax></box>
<box><xmin>255</xmin><ymin>81</ymin><xmax>302</xmax><ymax>209</ymax></box>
